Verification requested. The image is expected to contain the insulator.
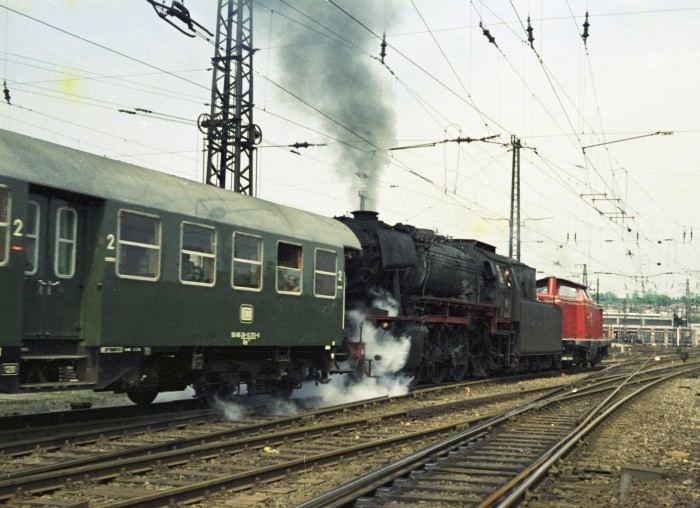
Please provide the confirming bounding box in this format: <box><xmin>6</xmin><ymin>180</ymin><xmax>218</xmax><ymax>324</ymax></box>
<box><xmin>2</xmin><ymin>80</ymin><xmax>10</xmax><ymax>105</ymax></box>
<box><xmin>582</xmin><ymin>11</ymin><xmax>590</xmax><ymax>46</ymax></box>
<box><xmin>380</xmin><ymin>32</ymin><xmax>387</xmax><ymax>64</ymax></box>
<box><xmin>479</xmin><ymin>21</ymin><xmax>497</xmax><ymax>47</ymax></box>
<box><xmin>526</xmin><ymin>16</ymin><xmax>534</xmax><ymax>47</ymax></box>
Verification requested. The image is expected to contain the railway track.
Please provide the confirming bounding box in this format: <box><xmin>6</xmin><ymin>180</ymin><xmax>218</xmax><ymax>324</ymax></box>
<box><xmin>0</xmin><ymin>374</ymin><xmax>583</xmax><ymax>507</ymax></box>
<box><xmin>0</xmin><ymin>357</ymin><xmax>688</xmax><ymax>507</ymax></box>
<box><xmin>0</xmin><ymin>369</ymin><xmax>583</xmax><ymax>454</ymax></box>
<box><xmin>0</xmin><ymin>407</ymin><xmax>222</xmax><ymax>458</ymax></box>
<box><xmin>295</xmin><ymin>359</ymin><xmax>700</xmax><ymax>507</ymax></box>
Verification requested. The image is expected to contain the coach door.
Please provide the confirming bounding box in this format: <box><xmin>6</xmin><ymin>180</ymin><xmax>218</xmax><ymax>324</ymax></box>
<box><xmin>22</xmin><ymin>193</ymin><xmax>87</xmax><ymax>340</ymax></box>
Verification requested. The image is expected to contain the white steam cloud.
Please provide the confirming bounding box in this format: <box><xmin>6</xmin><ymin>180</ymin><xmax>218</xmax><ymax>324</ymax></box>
<box><xmin>294</xmin><ymin>288</ymin><xmax>413</xmax><ymax>406</ymax></box>
<box><xmin>206</xmin><ymin>289</ymin><xmax>414</xmax><ymax>419</ymax></box>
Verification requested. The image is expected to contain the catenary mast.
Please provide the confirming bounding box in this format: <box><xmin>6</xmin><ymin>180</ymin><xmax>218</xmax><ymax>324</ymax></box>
<box><xmin>198</xmin><ymin>0</ymin><xmax>260</xmax><ymax>194</ymax></box>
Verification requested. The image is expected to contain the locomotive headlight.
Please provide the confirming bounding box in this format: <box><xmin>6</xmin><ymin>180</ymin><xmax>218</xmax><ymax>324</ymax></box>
<box><xmin>380</xmin><ymin>321</ymin><xmax>390</xmax><ymax>330</ymax></box>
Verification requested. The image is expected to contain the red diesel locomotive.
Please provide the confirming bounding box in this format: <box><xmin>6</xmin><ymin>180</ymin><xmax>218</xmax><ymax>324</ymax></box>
<box><xmin>536</xmin><ymin>276</ymin><xmax>611</xmax><ymax>366</ymax></box>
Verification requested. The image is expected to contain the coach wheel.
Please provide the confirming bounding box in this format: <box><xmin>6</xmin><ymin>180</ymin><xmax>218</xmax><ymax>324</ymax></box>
<box><xmin>195</xmin><ymin>384</ymin><xmax>238</xmax><ymax>406</ymax></box>
<box><xmin>273</xmin><ymin>380</ymin><xmax>294</xmax><ymax>399</ymax></box>
<box><xmin>127</xmin><ymin>390</ymin><xmax>158</xmax><ymax>406</ymax></box>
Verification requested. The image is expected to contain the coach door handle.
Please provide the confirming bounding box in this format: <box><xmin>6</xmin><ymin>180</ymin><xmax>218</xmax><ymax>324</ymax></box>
<box><xmin>37</xmin><ymin>280</ymin><xmax>60</xmax><ymax>295</ymax></box>
<box><xmin>47</xmin><ymin>280</ymin><xmax>60</xmax><ymax>295</ymax></box>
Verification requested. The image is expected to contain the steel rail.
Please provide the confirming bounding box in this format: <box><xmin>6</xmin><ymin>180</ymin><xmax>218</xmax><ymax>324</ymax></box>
<box><xmin>292</xmin><ymin>360</ymin><xmax>698</xmax><ymax>508</ymax></box>
<box><xmin>0</xmin><ymin>382</ymin><xmax>561</xmax><ymax>501</ymax></box>
<box><xmin>485</xmin><ymin>363</ymin><xmax>700</xmax><ymax>507</ymax></box>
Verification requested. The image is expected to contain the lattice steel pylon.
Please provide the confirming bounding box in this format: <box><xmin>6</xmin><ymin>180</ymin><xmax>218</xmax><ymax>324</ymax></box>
<box><xmin>509</xmin><ymin>135</ymin><xmax>521</xmax><ymax>261</ymax></box>
<box><xmin>198</xmin><ymin>0</ymin><xmax>261</xmax><ymax>194</ymax></box>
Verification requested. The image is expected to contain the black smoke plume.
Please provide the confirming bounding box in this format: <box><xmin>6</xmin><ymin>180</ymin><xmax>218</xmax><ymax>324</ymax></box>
<box><xmin>270</xmin><ymin>1</ymin><xmax>399</xmax><ymax>208</ymax></box>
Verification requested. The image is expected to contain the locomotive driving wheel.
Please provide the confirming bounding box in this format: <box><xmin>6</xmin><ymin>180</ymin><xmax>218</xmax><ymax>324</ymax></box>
<box><xmin>428</xmin><ymin>362</ymin><xmax>446</xmax><ymax>384</ymax></box>
<box><xmin>448</xmin><ymin>329</ymin><xmax>468</xmax><ymax>382</ymax></box>
<box><xmin>425</xmin><ymin>326</ymin><xmax>451</xmax><ymax>385</ymax></box>
<box><xmin>426</xmin><ymin>326</ymin><xmax>468</xmax><ymax>383</ymax></box>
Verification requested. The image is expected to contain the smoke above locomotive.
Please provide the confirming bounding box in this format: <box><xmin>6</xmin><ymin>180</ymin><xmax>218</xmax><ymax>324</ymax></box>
<box><xmin>273</xmin><ymin>0</ymin><xmax>399</xmax><ymax>208</ymax></box>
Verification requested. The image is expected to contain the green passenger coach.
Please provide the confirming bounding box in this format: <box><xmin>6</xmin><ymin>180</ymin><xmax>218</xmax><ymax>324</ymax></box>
<box><xmin>0</xmin><ymin>129</ymin><xmax>360</xmax><ymax>402</ymax></box>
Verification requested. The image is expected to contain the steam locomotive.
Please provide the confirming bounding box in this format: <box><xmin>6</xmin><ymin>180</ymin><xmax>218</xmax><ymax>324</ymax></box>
<box><xmin>0</xmin><ymin>129</ymin><xmax>606</xmax><ymax>403</ymax></box>
<box><xmin>338</xmin><ymin>211</ymin><xmax>564</xmax><ymax>384</ymax></box>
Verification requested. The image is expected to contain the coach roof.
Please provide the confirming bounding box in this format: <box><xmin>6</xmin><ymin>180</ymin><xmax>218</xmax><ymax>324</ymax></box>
<box><xmin>0</xmin><ymin>129</ymin><xmax>360</xmax><ymax>250</ymax></box>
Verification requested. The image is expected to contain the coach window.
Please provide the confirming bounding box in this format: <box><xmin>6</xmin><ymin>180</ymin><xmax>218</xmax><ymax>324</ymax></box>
<box><xmin>277</xmin><ymin>242</ymin><xmax>302</xmax><ymax>293</ymax></box>
<box><xmin>0</xmin><ymin>187</ymin><xmax>9</xmax><ymax>266</ymax></box>
<box><xmin>117</xmin><ymin>210</ymin><xmax>161</xmax><ymax>280</ymax></box>
<box><xmin>180</xmin><ymin>223</ymin><xmax>216</xmax><ymax>285</ymax></box>
<box><xmin>314</xmin><ymin>249</ymin><xmax>337</xmax><ymax>298</ymax></box>
<box><xmin>24</xmin><ymin>201</ymin><xmax>39</xmax><ymax>275</ymax></box>
<box><xmin>55</xmin><ymin>207</ymin><xmax>77</xmax><ymax>278</ymax></box>
<box><xmin>232</xmin><ymin>232</ymin><xmax>262</xmax><ymax>290</ymax></box>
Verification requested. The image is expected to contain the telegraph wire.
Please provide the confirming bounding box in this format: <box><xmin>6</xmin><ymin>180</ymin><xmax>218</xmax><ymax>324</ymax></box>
<box><xmin>2</xmin><ymin>50</ymin><xmax>208</xmax><ymax>103</ymax></box>
<box><xmin>317</xmin><ymin>2</ymin><xmax>691</xmax><ymax>284</ymax></box>
<box><xmin>481</xmin><ymin>3</ymin><xmax>640</xmax><ymax>240</ymax></box>
<box><xmin>0</xmin><ymin>111</ymin><xmax>197</xmax><ymax>175</ymax></box>
<box><xmin>3</xmin><ymin>3</ymin><xmax>696</xmax><ymax>294</ymax></box>
<box><xmin>410</xmin><ymin>0</ymin><xmax>495</xmax><ymax>133</ymax></box>
<box><xmin>0</xmin><ymin>4</ymin><xmax>208</xmax><ymax>91</ymax></box>
<box><xmin>326</xmin><ymin>0</ymin><xmax>506</xmax><ymax>135</ymax></box>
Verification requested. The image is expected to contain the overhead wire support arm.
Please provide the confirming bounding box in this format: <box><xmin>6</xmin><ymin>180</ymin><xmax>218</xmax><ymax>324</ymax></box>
<box><xmin>146</xmin><ymin>0</ymin><xmax>213</xmax><ymax>38</ymax></box>
<box><xmin>582</xmin><ymin>131</ymin><xmax>673</xmax><ymax>152</ymax></box>
<box><xmin>389</xmin><ymin>134</ymin><xmax>499</xmax><ymax>151</ymax></box>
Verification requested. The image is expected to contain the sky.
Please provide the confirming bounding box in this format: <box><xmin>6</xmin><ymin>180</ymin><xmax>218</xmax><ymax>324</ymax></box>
<box><xmin>1</xmin><ymin>0</ymin><xmax>699</xmax><ymax>299</ymax></box>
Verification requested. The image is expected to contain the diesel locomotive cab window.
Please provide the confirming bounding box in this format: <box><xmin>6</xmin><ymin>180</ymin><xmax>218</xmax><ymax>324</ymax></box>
<box><xmin>232</xmin><ymin>232</ymin><xmax>262</xmax><ymax>290</ymax></box>
<box><xmin>117</xmin><ymin>210</ymin><xmax>161</xmax><ymax>280</ymax></box>
<box><xmin>55</xmin><ymin>207</ymin><xmax>77</xmax><ymax>278</ymax></box>
<box><xmin>558</xmin><ymin>285</ymin><xmax>579</xmax><ymax>299</ymax></box>
<box><xmin>314</xmin><ymin>249</ymin><xmax>337</xmax><ymax>298</ymax></box>
<box><xmin>24</xmin><ymin>201</ymin><xmax>39</xmax><ymax>275</ymax></box>
<box><xmin>277</xmin><ymin>242</ymin><xmax>302</xmax><ymax>293</ymax></box>
<box><xmin>180</xmin><ymin>223</ymin><xmax>216</xmax><ymax>285</ymax></box>
<box><xmin>0</xmin><ymin>187</ymin><xmax>9</xmax><ymax>266</ymax></box>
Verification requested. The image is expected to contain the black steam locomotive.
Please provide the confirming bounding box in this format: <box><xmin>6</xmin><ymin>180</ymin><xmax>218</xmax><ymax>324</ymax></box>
<box><xmin>337</xmin><ymin>211</ymin><xmax>562</xmax><ymax>384</ymax></box>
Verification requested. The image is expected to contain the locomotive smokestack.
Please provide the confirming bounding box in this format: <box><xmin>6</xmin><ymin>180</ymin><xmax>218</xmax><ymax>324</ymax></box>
<box><xmin>351</xmin><ymin>210</ymin><xmax>379</xmax><ymax>222</ymax></box>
